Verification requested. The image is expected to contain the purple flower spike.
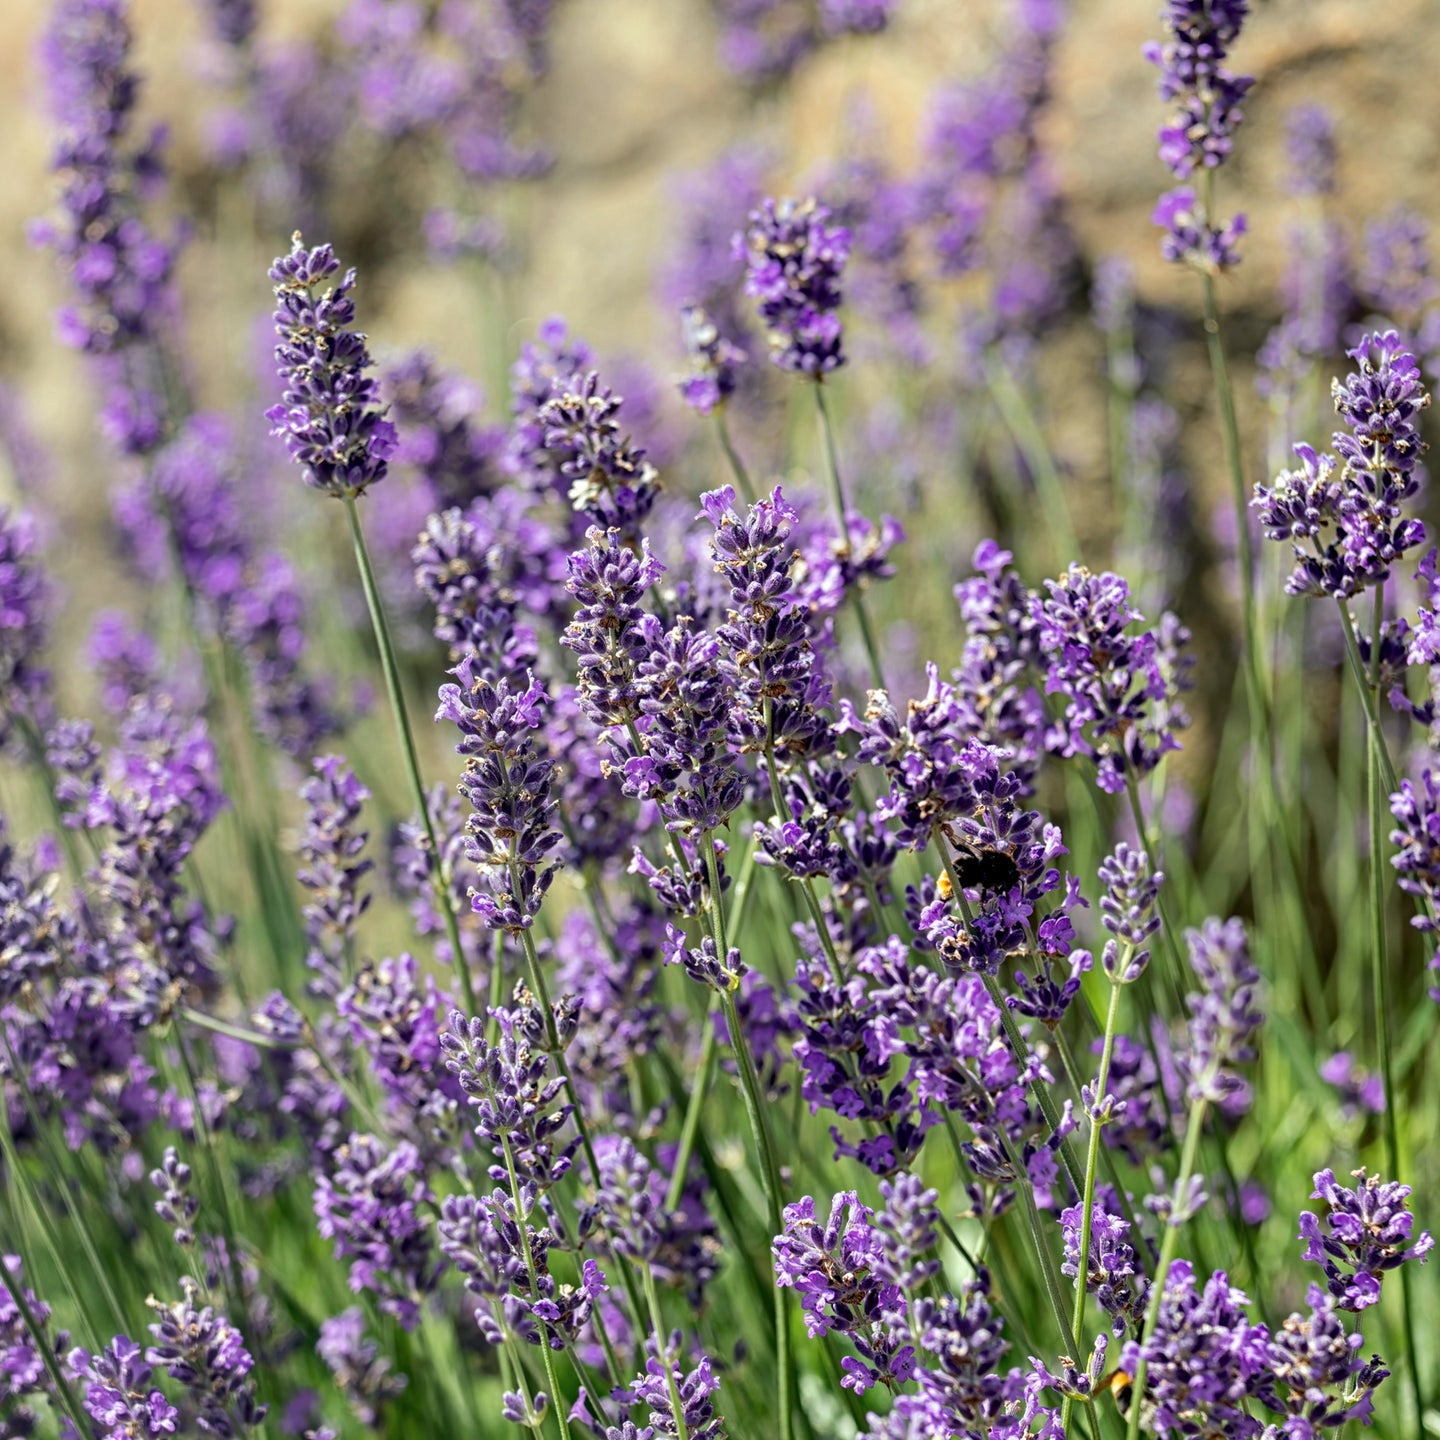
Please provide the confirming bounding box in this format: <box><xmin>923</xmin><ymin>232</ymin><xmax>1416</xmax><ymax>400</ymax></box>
<box><xmin>1284</xmin><ymin>105</ymin><xmax>1337</xmax><ymax>197</ymax></box>
<box><xmin>1254</xmin><ymin>332</ymin><xmax>1430</xmax><ymax>598</ymax></box>
<box><xmin>1182</xmin><ymin>916</ymin><xmax>1262</xmax><ymax>1110</ymax></box>
<box><xmin>0</xmin><ymin>507</ymin><xmax>55</xmax><ymax>755</ymax></box>
<box><xmin>1145</xmin><ymin>0</ymin><xmax>1252</xmax><ymax>269</ymax></box>
<box><xmin>1390</xmin><ymin>769</ymin><xmax>1440</xmax><ymax>967</ymax></box>
<box><xmin>677</xmin><ymin>304</ymin><xmax>745</xmax><ymax>416</ymax></box>
<box><xmin>313</xmin><ymin>1133</ymin><xmax>440</xmax><ymax>1330</ymax></box>
<box><xmin>70</xmin><ymin>1334</ymin><xmax>180</xmax><ymax>1440</ymax></box>
<box><xmin>441</xmin><ymin>1007</ymin><xmax>578</xmax><ymax>1194</ymax></box>
<box><xmin>268</xmin><ymin>234</ymin><xmax>397</xmax><ymax>497</ymax></box>
<box><xmin>36</xmin><ymin>0</ymin><xmax>179</xmax><ymax>364</ymax></box>
<box><xmin>561</xmin><ymin>526</ymin><xmax>663</xmax><ymax>733</ymax></box>
<box><xmin>1299</xmin><ymin>1168</ymin><xmax>1433</xmax><ymax>1312</ymax></box>
<box><xmin>772</xmin><ymin>1192</ymin><xmax>916</xmax><ymax>1394</ymax></box>
<box><xmin>705</xmin><ymin>483</ymin><xmax>833</xmax><ymax>761</ymax></box>
<box><xmin>537</xmin><ymin>370</ymin><xmax>661</xmax><ymax>540</ymax></box>
<box><xmin>1033</xmin><ymin>565</ymin><xmax>1192</xmax><ymax>794</ymax></box>
<box><xmin>296</xmin><ymin>754</ymin><xmax>373</xmax><ymax>997</ymax></box>
<box><xmin>317</xmin><ymin>1308</ymin><xmax>407</xmax><ymax>1426</ymax></box>
<box><xmin>1318</xmin><ymin>1052</ymin><xmax>1386</xmax><ymax>1119</ymax></box>
<box><xmin>3</xmin><ymin>1255</ymin><xmax>60</xmax><ymax>1419</ymax></box>
<box><xmin>738</xmin><ymin>197</ymin><xmax>850</xmax><ymax>377</ymax></box>
<box><xmin>1116</xmin><ymin>1261</ymin><xmax>1268</xmax><ymax>1438</ymax></box>
<box><xmin>1153</xmin><ymin>187</ymin><xmax>1247</xmax><ymax>273</ymax></box>
<box><xmin>1145</xmin><ymin>0</ymin><xmax>1253</xmax><ymax>181</ymax></box>
<box><xmin>1266</xmin><ymin>1285</ymin><xmax>1390</xmax><ymax>1432</ymax></box>
<box><xmin>144</xmin><ymin>1277</ymin><xmax>268</xmax><ymax>1435</ymax></box>
<box><xmin>436</xmin><ymin>659</ymin><xmax>562</xmax><ymax>934</ymax></box>
<box><xmin>1060</xmin><ymin>1190</ymin><xmax>1147</xmax><ymax>1336</ymax></box>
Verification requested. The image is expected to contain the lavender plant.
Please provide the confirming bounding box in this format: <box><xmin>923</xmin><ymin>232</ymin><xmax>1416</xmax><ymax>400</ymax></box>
<box><xmin>2</xmin><ymin>2</ymin><xmax>1438</xmax><ymax>1440</ymax></box>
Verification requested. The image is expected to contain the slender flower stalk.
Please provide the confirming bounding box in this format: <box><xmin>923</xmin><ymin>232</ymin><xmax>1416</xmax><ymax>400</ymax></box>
<box><xmin>0</xmin><ymin>1248</ymin><xmax>90</xmax><ymax>1438</ymax></box>
<box><xmin>1125</xmin><ymin>915</ymin><xmax>1260</xmax><ymax>1440</ymax></box>
<box><xmin>268</xmin><ymin>235</ymin><xmax>475</xmax><ymax>1015</ymax></box>
<box><xmin>702</xmin><ymin>833</ymin><xmax>794</xmax><ymax>1440</ymax></box>
<box><xmin>345</xmin><ymin>493</ymin><xmax>476</xmax><ymax>1016</ymax></box>
<box><xmin>714</xmin><ymin>410</ymin><xmax>757</xmax><ymax>505</ymax></box>
<box><xmin>814</xmin><ymin>384</ymin><xmax>887</xmax><ymax>691</ymax></box>
<box><xmin>1061</xmin><ymin>844</ymin><xmax>1160</xmax><ymax>1434</ymax></box>
<box><xmin>1366</xmin><ymin>590</ymin><xmax>1424</xmax><ymax>1424</ymax></box>
<box><xmin>1123</xmin><ymin>1094</ymin><xmax>1207</xmax><ymax>1440</ymax></box>
<box><xmin>982</xmin><ymin>350</ymin><xmax>1081</xmax><ymax>573</ymax></box>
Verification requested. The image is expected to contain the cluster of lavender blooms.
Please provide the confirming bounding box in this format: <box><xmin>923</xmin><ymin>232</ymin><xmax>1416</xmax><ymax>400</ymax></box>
<box><xmin>666</xmin><ymin>1</ymin><xmax>1074</xmax><ymax>394</ymax></box>
<box><xmin>30</xmin><ymin>0</ymin><xmax>340</xmax><ymax>776</ymax></box>
<box><xmin>1146</xmin><ymin>0</ymin><xmax>1251</xmax><ymax>271</ymax></box>
<box><xmin>31</xmin><ymin>0</ymin><xmax>178</xmax><ymax>450</ymax></box>
<box><xmin>5</xmin><ymin>0</ymin><xmax>1440</xmax><ymax>1439</ymax></box>
<box><xmin>1253</xmin><ymin>331</ymin><xmax>1430</xmax><ymax>600</ymax></box>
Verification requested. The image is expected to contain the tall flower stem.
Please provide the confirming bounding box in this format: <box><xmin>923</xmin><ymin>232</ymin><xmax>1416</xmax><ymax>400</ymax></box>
<box><xmin>155</xmin><ymin>491</ymin><xmax>303</xmax><ymax>983</ymax></box>
<box><xmin>1122</xmin><ymin>772</ymin><xmax>1188</xmax><ymax>1016</ymax></box>
<box><xmin>1124</xmin><ymin>1096</ymin><xmax>1209</xmax><ymax>1440</ymax></box>
<box><xmin>340</xmin><ymin>491</ymin><xmax>476</xmax><ymax>1017</ymax></box>
<box><xmin>715</xmin><ymin>410</ymin><xmax>757</xmax><ymax>505</ymax></box>
<box><xmin>1053</xmin><ymin>1029</ymin><xmax>1142</xmax><ymax>1239</ymax></box>
<box><xmin>1363</xmin><ymin>589</ymin><xmax>1424</xmax><ymax>1426</ymax></box>
<box><xmin>641</xmin><ymin>1267</ymin><xmax>691</xmax><ymax>1440</ymax></box>
<box><xmin>813</xmin><ymin>383</ymin><xmax>886</xmax><ymax>691</ymax></box>
<box><xmin>0</xmin><ymin>1069</ymin><xmax>106</xmax><ymax>1335</ymax></box>
<box><xmin>1060</xmin><ymin>978</ymin><xmax>1123</xmax><ymax>1436</ymax></box>
<box><xmin>1199</xmin><ymin>268</ymin><xmax>1261</xmax><ymax>712</ymax></box>
<box><xmin>702</xmin><ymin>834</ymin><xmax>793</xmax><ymax>1440</ymax></box>
<box><xmin>664</xmin><ymin>1010</ymin><xmax>719</xmax><ymax>1213</ymax></box>
<box><xmin>508</xmin><ymin>886</ymin><xmax>648</xmax><ymax>1336</ymax></box>
<box><xmin>497</xmin><ymin>1130</ymin><xmax>571</xmax><ymax>1440</ymax></box>
<box><xmin>174</xmin><ymin>1026</ymin><xmax>249</xmax><ymax>1318</ymax></box>
<box><xmin>0</xmin><ymin>1209</ymin><xmax>91</xmax><ymax>1440</ymax></box>
<box><xmin>14</xmin><ymin>714</ymin><xmax>89</xmax><ymax>878</ymax></box>
<box><xmin>1</xmin><ymin>1029</ymin><xmax>127</xmax><ymax>1335</ymax></box>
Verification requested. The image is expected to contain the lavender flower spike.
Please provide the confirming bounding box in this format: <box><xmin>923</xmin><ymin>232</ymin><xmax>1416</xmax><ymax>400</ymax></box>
<box><xmin>738</xmin><ymin>197</ymin><xmax>850</xmax><ymax>377</ymax></box>
<box><xmin>268</xmin><ymin>234</ymin><xmax>397</xmax><ymax>497</ymax></box>
<box><xmin>1146</xmin><ymin>1</ymin><xmax>1253</xmax><ymax>269</ymax></box>
<box><xmin>1299</xmin><ymin>1168</ymin><xmax>1433</xmax><ymax>1312</ymax></box>
<box><xmin>1182</xmin><ymin>915</ymin><xmax>1262</xmax><ymax>1109</ymax></box>
<box><xmin>1253</xmin><ymin>331</ymin><xmax>1430</xmax><ymax>599</ymax></box>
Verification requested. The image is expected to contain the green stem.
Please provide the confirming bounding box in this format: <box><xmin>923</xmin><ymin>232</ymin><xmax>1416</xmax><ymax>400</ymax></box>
<box><xmin>0</xmin><ymin>1214</ymin><xmax>92</xmax><ymax>1439</ymax></box>
<box><xmin>14</xmin><ymin>713</ymin><xmax>89</xmax><ymax>878</ymax></box>
<box><xmin>0</xmin><ymin>1076</ymin><xmax>100</xmax><ymax>1335</ymax></box>
<box><xmin>715</xmin><ymin>410</ymin><xmax>758</xmax><ymax>505</ymax></box>
<box><xmin>813</xmin><ymin>382</ymin><xmax>886</xmax><ymax>691</ymax></box>
<box><xmin>174</xmin><ymin>1027</ymin><xmax>250</xmax><ymax>1318</ymax></box>
<box><xmin>1334</xmin><ymin>601</ymin><xmax>1399</xmax><ymax>794</ymax></box>
<box><xmin>641</xmin><ymin>1267</ymin><xmax>690</xmax><ymax>1440</ymax></box>
<box><xmin>182</xmin><ymin>1007</ymin><xmax>296</xmax><ymax>1050</ymax></box>
<box><xmin>1124</xmin><ymin>1097</ymin><xmax>1209</xmax><ymax>1440</ymax></box>
<box><xmin>498</xmin><ymin>1130</ymin><xmax>571</xmax><ymax>1440</ymax></box>
<box><xmin>1</xmin><ymin>1030</ymin><xmax>127</xmax><ymax>1334</ymax></box>
<box><xmin>665</xmin><ymin>1009</ymin><xmax>720</xmax><ymax>1213</ymax></box>
<box><xmin>1364</xmin><ymin>590</ymin><xmax>1424</xmax><ymax>1428</ymax></box>
<box><xmin>1197</xmin><ymin>253</ymin><xmax>1261</xmax><ymax>712</ymax></box>
<box><xmin>1061</xmin><ymin>979</ymin><xmax>1123</xmax><ymax>1436</ymax></box>
<box><xmin>511</xmin><ymin>899</ymin><xmax>648</xmax><ymax>1337</ymax></box>
<box><xmin>341</xmin><ymin>491</ymin><xmax>476</xmax><ymax>1017</ymax></box>
<box><xmin>703</xmin><ymin>835</ymin><xmax>793</xmax><ymax>1440</ymax></box>
<box><xmin>1122</xmin><ymin>771</ymin><xmax>1188</xmax><ymax>1016</ymax></box>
